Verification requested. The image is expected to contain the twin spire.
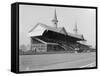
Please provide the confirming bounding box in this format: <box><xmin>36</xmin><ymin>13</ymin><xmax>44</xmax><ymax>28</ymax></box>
<box><xmin>73</xmin><ymin>22</ymin><xmax>78</xmax><ymax>34</ymax></box>
<box><xmin>52</xmin><ymin>9</ymin><xmax>58</xmax><ymax>28</ymax></box>
<box><xmin>52</xmin><ymin>9</ymin><xmax>78</xmax><ymax>34</ymax></box>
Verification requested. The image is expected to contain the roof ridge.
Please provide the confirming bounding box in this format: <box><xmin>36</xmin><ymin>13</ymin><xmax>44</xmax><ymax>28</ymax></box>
<box><xmin>29</xmin><ymin>23</ymin><xmax>84</xmax><ymax>40</ymax></box>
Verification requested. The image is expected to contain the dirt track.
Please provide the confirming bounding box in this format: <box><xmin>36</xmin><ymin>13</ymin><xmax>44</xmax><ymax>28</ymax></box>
<box><xmin>19</xmin><ymin>52</ymin><xmax>96</xmax><ymax>71</ymax></box>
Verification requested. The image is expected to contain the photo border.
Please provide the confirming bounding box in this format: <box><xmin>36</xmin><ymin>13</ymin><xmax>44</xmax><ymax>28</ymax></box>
<box><xmin>11</xmin><ymin>2</ymin><xmax>98</xmax><ymax>74</ymax></box>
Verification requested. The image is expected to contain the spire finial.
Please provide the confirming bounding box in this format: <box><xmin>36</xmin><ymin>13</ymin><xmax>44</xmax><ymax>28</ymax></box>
<box><xmin>73</xmin><ymin>21</ymin><xmax>78</xmax><ymax>34</ymax></box>
<box><xmin>54</xmin><ymin>9</ymin><xmax>57</xmax><ymax>20</ymax></box>
<box><xmin>52</xmin><ymin>9</ymin><xmax>58</xmax><ymax>28</ymax></box>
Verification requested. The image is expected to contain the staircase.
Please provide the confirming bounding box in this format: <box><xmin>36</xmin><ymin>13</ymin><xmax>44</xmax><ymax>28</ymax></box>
<box><xmin>58</xmin><ymin>42</ymin><xmax>74</xmax><ymax>51</ymax></box>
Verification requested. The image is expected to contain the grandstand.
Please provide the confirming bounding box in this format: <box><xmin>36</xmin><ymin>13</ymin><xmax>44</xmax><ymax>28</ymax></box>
<box><xmin>28</xmin><ymin>9</ymin><xmax>90</xmax><ymax>53</ymax></box>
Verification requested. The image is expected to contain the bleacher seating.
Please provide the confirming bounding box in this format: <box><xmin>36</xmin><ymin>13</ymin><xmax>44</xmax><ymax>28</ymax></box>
<box><xmin>34</xmin><ymin>36</ymin><xmax>90</xmax><ymax>53</ymax></box>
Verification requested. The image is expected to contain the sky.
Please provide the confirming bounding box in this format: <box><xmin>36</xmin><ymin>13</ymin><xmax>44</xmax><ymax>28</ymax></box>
<box><xmin>19</xmin><ymin>5</ymin><xmax>96</xmax><ymax>47</ymax></box>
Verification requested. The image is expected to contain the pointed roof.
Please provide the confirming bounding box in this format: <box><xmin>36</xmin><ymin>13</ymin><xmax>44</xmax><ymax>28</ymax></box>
<box><xmin>52</xmin><ymin>9</ymin><xmax>58</xmax><ymax>28</ymax></box>
<box><xmin>54</xmin><ymin>9</ymin><xmax>58</xmax><ymax>21</ymax></box>
<box><xmin>29</xmin><ymin>22</ymin><xmax>66</xmax><ymax>35</ymax></box>
<box><xmin>73</xmin><ymin>22</ymin><xmax>78</xmax><ymax>34</ymax></box>
<box><xmin>52</xmin><ymin>9</ymin><xmax>58</xmax><ymax>22</ymax></box>
<box><xmin>59</xmin><ymin>27</ymin><xmax>67</xmax><ymax>35</ymax></box>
